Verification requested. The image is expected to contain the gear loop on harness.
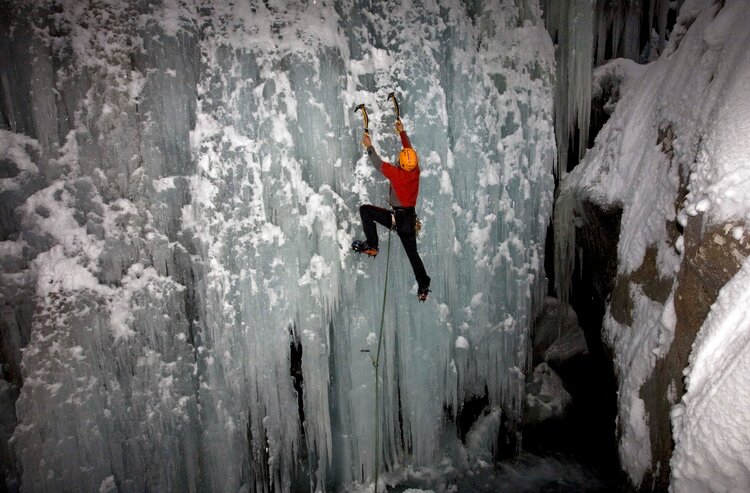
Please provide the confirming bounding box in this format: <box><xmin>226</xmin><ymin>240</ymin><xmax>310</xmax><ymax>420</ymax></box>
<box><xmin>388</xmin><ymin>204</ymin><xmax>422</xmax><ymax>237</ymax></box>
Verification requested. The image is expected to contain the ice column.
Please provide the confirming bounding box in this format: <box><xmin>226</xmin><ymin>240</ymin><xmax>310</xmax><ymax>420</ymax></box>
<box><xmin>543</xmin><ymin>0</ymin><xmax>594</xmax><ymax>175</ymax></box>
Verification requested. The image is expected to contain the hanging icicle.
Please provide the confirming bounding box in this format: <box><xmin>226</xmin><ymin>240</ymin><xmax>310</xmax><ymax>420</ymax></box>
<box><xmin>543</xmin><ymin>0</ymin><xmax>594</xmax><ymax>176</ymax></box>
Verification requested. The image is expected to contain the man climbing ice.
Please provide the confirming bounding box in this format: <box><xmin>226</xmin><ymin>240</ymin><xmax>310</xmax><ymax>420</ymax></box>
<box><xmin>351</xmin><ymin>121</ymin><xmax>431</xmax><ymax>302</ymax></box>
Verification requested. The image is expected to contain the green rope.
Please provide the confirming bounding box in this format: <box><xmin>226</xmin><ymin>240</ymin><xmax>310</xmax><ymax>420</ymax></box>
<box><xmin>371</xmin><ymin>226</ymin><xmax>392</xmax><ymax>493</ymax></box>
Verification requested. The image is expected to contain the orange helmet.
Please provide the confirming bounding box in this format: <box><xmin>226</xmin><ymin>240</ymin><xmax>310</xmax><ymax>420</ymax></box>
<box><xmin>399</xmin><ymin>148</ymin><xmax>418</xmax><ymax>171</ymax></box>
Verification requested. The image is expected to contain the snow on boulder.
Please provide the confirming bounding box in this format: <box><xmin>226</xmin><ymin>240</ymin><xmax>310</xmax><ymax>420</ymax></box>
<box><xmin>524</xmin><ymin>363</ymin><xmax>572</xmax><ymax>424</ymax></box>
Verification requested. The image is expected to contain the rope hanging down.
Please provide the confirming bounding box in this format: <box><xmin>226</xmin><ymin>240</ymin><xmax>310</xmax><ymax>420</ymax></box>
<box><xmin>354</xmin><ymin>93</ymin><xmax>401</xmax><ymax>492</ymax></box>
<box><xmin>358</xmin><ymin>228</ymin><xmax>391</xmax><ymax>493</ymax></box>
<box><xmin>373</xmin><ymin>228</ymin><xmax>391</xmax><ymax>493</ymax></box>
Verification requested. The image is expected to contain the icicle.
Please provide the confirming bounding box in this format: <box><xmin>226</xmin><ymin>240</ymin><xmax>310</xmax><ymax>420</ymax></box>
<box><xmin>593</xmin><ymin>0</ymin><xmax>678</xmax><ymax>66</ymax></box>
<box><xmin>543</xmin><ymin>0</ymin><xmax>594</xmax><ymax>176</ymax></box>
<box><xmin>553</xmin><ymin>188</ymin><xmax>579</xmax><ymax>307</ymax></box>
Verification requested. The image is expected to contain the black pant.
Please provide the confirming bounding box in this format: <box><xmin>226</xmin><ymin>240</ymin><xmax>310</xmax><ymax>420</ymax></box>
<box><xmin>359</xmin><ymin>205</ymin><xmax>431</xmax><ymax>289</ymax></box>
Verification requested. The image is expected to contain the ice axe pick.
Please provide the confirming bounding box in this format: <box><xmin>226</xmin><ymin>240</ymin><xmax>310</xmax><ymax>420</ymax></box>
<box><xmin>355</xmin><ymin>103</ymin><xmax>369</xmax><ymax>135</ymax></box>
<box><xmin>387</xmin><ymin>92</ymin><xmax>401</xmax><ymax>123</ymax></box>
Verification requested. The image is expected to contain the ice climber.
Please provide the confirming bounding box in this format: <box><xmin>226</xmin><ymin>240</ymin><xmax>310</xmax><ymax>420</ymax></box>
<box><xmin>351</xmin><ymin>121</ymin><xmax>431</xmax><ymax>302</ymax></box>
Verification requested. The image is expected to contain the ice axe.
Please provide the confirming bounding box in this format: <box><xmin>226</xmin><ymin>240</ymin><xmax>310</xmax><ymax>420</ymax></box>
<box><xmin>355</xmin><ymin>103</ymin><xmax>369</xmax><ymax>135</ymax></box>
<box><xmin>387</xmin><ymin>92</ymin><xmax>401</xmax><ymax>123</ymax></box>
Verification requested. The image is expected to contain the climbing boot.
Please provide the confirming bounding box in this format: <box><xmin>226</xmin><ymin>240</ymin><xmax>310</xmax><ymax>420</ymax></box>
<box><xmin>351</xmin><ymin>240</ymin><xmax>379</xmax><ymax>257</ymax></box>
<box><xmin>417</xmin><ymin>286</ymin><xmax>430</xmax><ymax>302</ymax></box>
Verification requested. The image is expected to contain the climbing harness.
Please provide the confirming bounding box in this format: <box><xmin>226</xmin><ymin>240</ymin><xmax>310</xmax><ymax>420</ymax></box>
<box><xmin>388</xmin><ymin>205</ymin><xmax>423</xmax><ymax>238</ymax></box>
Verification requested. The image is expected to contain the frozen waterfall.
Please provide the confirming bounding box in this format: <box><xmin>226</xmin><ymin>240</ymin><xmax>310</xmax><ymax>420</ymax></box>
<box><xmin>0</xmin><ymin>0</ymin><xmax>555</xmax><ymax>491</ymax></box>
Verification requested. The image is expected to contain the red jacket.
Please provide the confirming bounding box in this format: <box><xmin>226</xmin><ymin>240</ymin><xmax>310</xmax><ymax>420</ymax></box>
<box><xmin>379</xmin><ymin>131</ymin><xmax>420</xmax><ymax>207</ymax></box>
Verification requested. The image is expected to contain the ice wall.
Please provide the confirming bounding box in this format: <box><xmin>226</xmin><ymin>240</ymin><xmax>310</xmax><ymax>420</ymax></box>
<box><xmin>0</xmin><ymin>0</ymin><xmax>555</xmax><ymax>491</ymax></box>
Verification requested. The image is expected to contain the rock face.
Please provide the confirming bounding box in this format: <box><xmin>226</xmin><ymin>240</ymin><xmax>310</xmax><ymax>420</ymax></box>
<box><xmin>569</xmin><ymin>169</ymin><xmax>750</xmax><ymax>491</ymax></box>
<box><xmin>561</xmin><ymin>201</ymin><xmax>623</xmax><ymax>478</ymax></box>
<box><xmin>569</xmin><ymin>168</ymin><xmax>750</xmax><ymax>492</ymax></box>
<box><xmin>525</xmin><ymin>297</ymin><xmax>586</xmax><ymax>426</ymax></box>
<box><xmin>531</xmin><ymin>296</ymin><xmax>588</xmax><ymax>366</ymax></box>
<box><xmin>522</xmin><ymin>294</ymin><xmax>627</xmax><ymax>479</ymax></box>
<box><xmin>638</xmin><ymin>216</ymin><xmax>750</xmax><ymax>490</ymax></box>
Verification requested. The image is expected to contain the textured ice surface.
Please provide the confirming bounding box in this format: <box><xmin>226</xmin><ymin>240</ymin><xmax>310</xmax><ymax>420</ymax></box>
<box><xmin>0</xmin><ymin>0</ymin><xmax>555</xmax><ymax>490</ymax></box>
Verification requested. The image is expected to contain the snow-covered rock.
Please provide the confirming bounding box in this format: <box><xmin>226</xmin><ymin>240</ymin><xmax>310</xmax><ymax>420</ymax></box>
<box><xmin>531</xmin><ymin>296</ymin><xmax>586</xmax><ymax>366</ymax></box>
<box><xmin>524</xmin><ymin>363</ymin><xmax>572</xmax><ymax>424</ymax></box>
<box><xmin>555</xmin><ymin>0</ymin><xmax>750</xmax><ymax>489</ymax></box>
